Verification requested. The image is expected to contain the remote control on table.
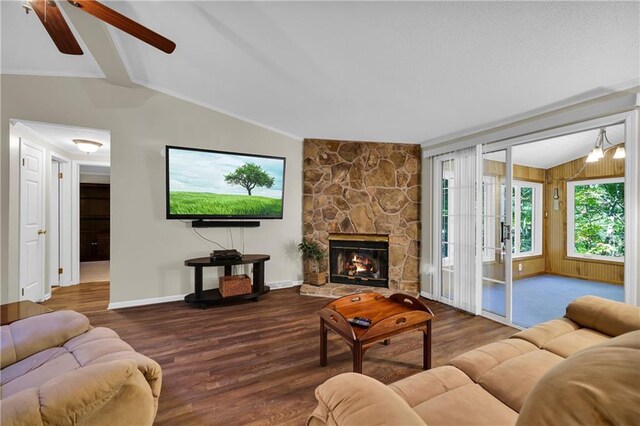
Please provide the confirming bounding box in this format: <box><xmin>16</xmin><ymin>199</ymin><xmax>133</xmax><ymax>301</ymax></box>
<box><xmin>348</xmin><ymin>317</ymin><xmax>372</xmax><ymax>328</ymax></box>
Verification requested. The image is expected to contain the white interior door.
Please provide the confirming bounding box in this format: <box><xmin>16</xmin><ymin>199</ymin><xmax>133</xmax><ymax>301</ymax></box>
<box><xmin>20</xmin><ymin>140</ymin><xmax>45</xmax><ymax>301</ymax></box>
<box><xmin>50</xmin><ymin>159</ymin><xmax>61</xmax><ymax>287</ymax></box>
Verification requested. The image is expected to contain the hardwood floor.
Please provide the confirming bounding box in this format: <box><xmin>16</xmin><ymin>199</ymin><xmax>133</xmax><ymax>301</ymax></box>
<box><xmin>45</xmin><ymin>282</ymin><xmax>109</xmax><ymax>314</ymax></box>
<box><xmin>42</xmin><ymin>284</ymin><xmax>516</xmax><ymax>425</ymax></box>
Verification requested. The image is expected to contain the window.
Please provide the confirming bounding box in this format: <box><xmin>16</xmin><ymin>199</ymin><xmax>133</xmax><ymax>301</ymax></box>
<box><xmin>567</xmin><ymin>178</ymin><xmax>624</xmax><ymax>262</ymax></box>
<box><xmin>441</xmin><ymin>160</ymin><xmax>454</xmax><ymax>268</ymax></box>
<box><xmin>512</xmin><ymin>181</ymin><xmax>543</xmax><ymax>257</ymax></box>
<box><xmin>482</xmin><ymin>176</ymin><xmax>497</xmax><ymax>262</ymax></box>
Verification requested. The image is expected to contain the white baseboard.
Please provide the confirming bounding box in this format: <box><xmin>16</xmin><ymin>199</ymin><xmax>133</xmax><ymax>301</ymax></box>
<box><xmin>107</xmin><ymin>278</ymin><xmax>301</xmax><ymax>309</ymax></box>
<box><xmin>268</xmin><ymin>279</ymin><xmax>303</xmax><ymax>290</ymax></box>
<box><xmin>420</xmin><ymin>291</ymin><xmax>432</xmax><ymax>299</ymax></box>
<box><xmin>108</xmin><ymin>294</ymin><xmax>187</xmax><ymax>310</ymax></box>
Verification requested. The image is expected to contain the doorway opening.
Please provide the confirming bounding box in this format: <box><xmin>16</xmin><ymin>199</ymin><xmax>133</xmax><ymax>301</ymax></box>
<box><xmin>13</xmin><ymin>119</ymin><xmax>110</xmax><ymax>307</ymax></box>
<box><xmin>79</xmin><ymin>166</ymin><xmax>110</xmax><ymax>283</ymax></box>
<box><xmin>482</xmin><ymin>123</ymin><xmax>627</xmax><ymax>327</ymax></box>
<box><xmin>428</xmin><ymin>111</ymin><xmax>636</xmax><ymax>330</ymax></box>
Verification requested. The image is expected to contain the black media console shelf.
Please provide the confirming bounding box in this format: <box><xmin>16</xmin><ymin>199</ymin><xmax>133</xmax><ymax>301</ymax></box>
<box><xmin>184</xmin><ymin>254</ymin><xmax>270</xmax><ymax>308</ymax></box>
<box><xmin>191</xmin><ymin>220</ymin><xmax>260</xmax><ymax>228</ymax></box>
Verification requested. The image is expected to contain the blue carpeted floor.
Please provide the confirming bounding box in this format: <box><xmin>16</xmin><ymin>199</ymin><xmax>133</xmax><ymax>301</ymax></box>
<box><xmin>482</xmin><ymin>274</ymin><xmax>624</xmax><ymax>328</ymax></box>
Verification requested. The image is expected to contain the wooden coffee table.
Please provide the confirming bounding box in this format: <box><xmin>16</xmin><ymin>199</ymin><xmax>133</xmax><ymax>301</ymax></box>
<box><xmin>318</xmin><ymin>292</ymin><xmax>434</xmax><ymax>374</ymax></box>
<box><xmin>1</xmin><ymin>300</ymin><xmax>53</xmax><ymax>326</ymax></box>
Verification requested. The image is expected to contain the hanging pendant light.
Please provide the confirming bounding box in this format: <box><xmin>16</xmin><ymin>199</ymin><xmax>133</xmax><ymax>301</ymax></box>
<box><xmin>613</xmin><ymin>146</ymin><xmax>626</xmax><ymax>159</ymax></box>
<box><xmin>586</xmin><ymin>150</ymin><xmax>600</xmax><ymax>163</ymax></box>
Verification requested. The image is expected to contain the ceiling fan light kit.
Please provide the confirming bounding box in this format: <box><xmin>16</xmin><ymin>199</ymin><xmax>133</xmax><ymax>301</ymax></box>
<box><xmin>25</xmin><ymin>0</ymin><xmax>176</xmax><ymax>56</ymax></box>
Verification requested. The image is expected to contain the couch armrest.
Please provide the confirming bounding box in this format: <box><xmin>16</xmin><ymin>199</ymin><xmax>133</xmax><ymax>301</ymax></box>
<box><xmin>1</xmin><ymin>311</ymin><xmax>90</xmax><ymax>369</ymax></box>
<box><xmin>566</xmin><ymin>296</ymin><xmax>640</xmax><ymax>337</ymax></box>
<box><xmin>1</xmin><ymin>359</ymin><xmax>156</xmax><ymax>426</ymax></box>
<box><xmin>307</xmin><ymin>373</ymin><xmax>426</xmax><ymax>426</ymax></box>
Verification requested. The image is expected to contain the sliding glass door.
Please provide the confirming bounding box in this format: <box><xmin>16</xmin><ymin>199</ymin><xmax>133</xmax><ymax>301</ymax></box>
<box><xmin>481</xmin><ymin>149</ymin><xmax>512</xmax><ymax>323</ymax></box>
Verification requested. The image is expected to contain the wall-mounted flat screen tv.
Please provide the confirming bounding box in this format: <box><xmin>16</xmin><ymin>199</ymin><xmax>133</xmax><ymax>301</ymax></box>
<box><xmin>166</xmin><ymin>145</ymin><xmax>286</xmax><ymax>219</ymax></box>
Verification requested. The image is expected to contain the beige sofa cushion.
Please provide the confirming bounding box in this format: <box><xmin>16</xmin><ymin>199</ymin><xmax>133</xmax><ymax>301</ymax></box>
<box><xmin>0</xmin><ymin>310</ymin><xmax>89</xmax><ymax>369</ymax></box>
<box><xmin>542</xmin><ymin>328</ymin><xmax>609</xmax><ymax>358</ymax></box>
<box><xmin>1</xmin><ymin>359</ymin><xmax>156</xmax><ymax>426</ymax></box>
<box><xmin>390</xmin><ymin>366</ymin><xmax>472</xmax><ymax>408</ymax></box>
<box><xmin>0</xmin><ymin>388</ymin><xmax>44</xmax><ymax>426</ymax></box>
<box><xmin>449</xmin><ymin>338</ymin><xmax>538</xmax><ymax>382</ymax></box>
<box><xmin>413</xmin><ymin>383</ymin><xmax>518</xmax><ymax>426</ymax></box>
<box><xmin>1</xmin><ymin>351</ymin><xmax>80</xmax><ymax>397</ymax></box>
<box><xmin>308</xmin><ymin>373</ymin><xmax>425</xmax><ymax>426</ymax></box>
<box><xmin>517</xmin><ymin>330</ymin><xmax>640</xmax><ymax>426</ymax></box>
<box><xmin>512</xmin><ymin>318</ymin><xmax>579</xmax><ymax>348</ymax></box>
<box><xmin>478</xmin><ymin>349</ymin><xmax>563</xmax><ymax>413</ymax></box>
<box><xmin>565</xmin><ymin>295</ymin><xmax>640</xmax><ymax>337</ymax></box>
<box><xmin>1</xmin><ymin>326</ymin><xmax>162</xmax><ymax>404</ymax></box>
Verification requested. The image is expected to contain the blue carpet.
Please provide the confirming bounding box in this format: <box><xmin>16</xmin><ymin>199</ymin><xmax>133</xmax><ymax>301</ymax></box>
<box><xmin>482</xmin><ymin>274</ymin><xmax>624</xmax><ymax>328</ymax></box>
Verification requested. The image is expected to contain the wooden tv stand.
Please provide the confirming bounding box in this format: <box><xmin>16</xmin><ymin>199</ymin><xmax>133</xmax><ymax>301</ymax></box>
<box><xmin>184</xmin><ymin>254</ymin><xmax>270</xmax><ymax>308</ymax></box>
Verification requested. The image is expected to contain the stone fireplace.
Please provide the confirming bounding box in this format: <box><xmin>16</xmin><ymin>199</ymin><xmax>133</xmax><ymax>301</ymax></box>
<box><xmin>302</xmin><ymin>139</ymin><xmax>421</xmax><ymax>294</ymax></box>
<box><xmin>329</xmin><ymin>234</ymin><xmax>389</xmax><ymax>288</ymax></box>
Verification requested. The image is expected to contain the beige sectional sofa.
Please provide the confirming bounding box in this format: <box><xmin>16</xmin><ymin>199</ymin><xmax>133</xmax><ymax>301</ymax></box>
<box><xmin>0</xmin><ymin>310</ymin><xmax>162</xmax><ymax>425</ymax></box>
<box><xmin>308</xmin><ymin>296</ymin><xmax>640</xmax><ymax>425</ymax></box>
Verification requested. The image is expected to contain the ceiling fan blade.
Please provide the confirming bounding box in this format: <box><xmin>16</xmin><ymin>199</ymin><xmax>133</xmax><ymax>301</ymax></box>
<box><xmin>30</xmin><ymin>0</ymin><xmax>83</xmax><ymax>55</ymax></box>
<box><xmin>67</xmin><ymin>0</ymin><xmax>176</xmax><ymax>54</ymax></box>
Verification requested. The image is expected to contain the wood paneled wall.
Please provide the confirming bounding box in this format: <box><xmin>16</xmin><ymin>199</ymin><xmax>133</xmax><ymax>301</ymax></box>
<box><xmin>545</xmin><ymin>147</ymin><xmax>625</xmax><ymax>284</ymax></box>
<box><xmin>483</xmin><ymin>160</ymin><xmax>546</xmax><ymax>280</ymax></box>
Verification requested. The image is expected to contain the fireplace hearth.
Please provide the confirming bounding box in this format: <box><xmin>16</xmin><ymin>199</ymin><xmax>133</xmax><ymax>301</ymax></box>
<box><xmin>329</xmin><ymin>234</ymin><xmax>389</xmax><ymax>288</ymax></box>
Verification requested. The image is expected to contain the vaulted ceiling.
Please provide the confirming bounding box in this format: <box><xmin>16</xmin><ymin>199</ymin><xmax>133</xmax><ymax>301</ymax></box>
<box><xmin>2</xmin><ymin>1</ymin><xmax>638</xmax><ymax>143</ymax></box>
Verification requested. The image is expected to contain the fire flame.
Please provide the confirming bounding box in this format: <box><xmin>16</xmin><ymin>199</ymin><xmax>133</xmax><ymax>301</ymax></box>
<box><xmin>351</xmin><ymin>254</ymin><xmax>369</xmax><ymax>273</ymax></box>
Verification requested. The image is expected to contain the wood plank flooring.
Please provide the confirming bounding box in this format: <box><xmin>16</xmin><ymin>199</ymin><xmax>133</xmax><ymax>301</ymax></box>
<box><xmin>42</xmin><ymin>284</ymin><xmax>516</xmax><ymax>425</ymax></box>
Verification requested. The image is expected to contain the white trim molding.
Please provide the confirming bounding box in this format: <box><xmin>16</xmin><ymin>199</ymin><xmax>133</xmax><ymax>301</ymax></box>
<box><xmin>268</xmin><ymin>279</ymin><xmax>303</xmax><ymax>290</ymax></box>
<box><xmin>108</xmin><ymin>279</ymin><xmax>302</xmax><ymax>309</ymax></box>
<box><xmin>108</xmin><ymin>294</ymin><xmax>187</xmax><ymax>310</ymax></box>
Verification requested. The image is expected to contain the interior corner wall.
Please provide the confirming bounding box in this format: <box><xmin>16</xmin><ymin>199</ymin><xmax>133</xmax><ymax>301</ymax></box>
<box><xmin>1</xmin><ymin>74</ymin><xmax>303</xmax><ymax>305</ymax></box>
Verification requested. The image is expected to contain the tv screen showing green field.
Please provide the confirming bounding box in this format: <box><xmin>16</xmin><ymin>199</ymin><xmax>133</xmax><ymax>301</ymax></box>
<box><xmin>166</xmin><ymin>146</ymin><xmax>285</xmax><ymax>219</ymax></box>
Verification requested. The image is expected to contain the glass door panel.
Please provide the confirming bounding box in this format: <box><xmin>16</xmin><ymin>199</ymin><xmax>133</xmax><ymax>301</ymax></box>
<box><xmin>440</xmin><ymin>158</ymin><xmax>455</xmax><ymax>301</ymax></box>
<box><xmin>481</xmin><ymin>150</ymin><xmax>511</xmax><ymax>320</ymax></box>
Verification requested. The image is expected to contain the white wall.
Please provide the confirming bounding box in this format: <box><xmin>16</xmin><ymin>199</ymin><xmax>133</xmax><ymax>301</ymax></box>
<box><xmin>1</xmin><ymin>75</ymin><xmax>303</xmax><ymax>305</ymax></box>
<box><xmin>80</xmin><ymin>173</ymin><xmax>110</xmax><ymax>184</ymax></box>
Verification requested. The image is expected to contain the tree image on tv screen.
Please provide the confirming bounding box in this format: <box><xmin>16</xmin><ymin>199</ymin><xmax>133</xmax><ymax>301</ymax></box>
<box><xmin>168</xmin><ymin>149</ymin><xmax>285</xmax><ymax>217</ymax></box>
<box><xmin>224</xmin><ymin>163</ymin><xmax>275</xmax><ymax>196</ymax></box>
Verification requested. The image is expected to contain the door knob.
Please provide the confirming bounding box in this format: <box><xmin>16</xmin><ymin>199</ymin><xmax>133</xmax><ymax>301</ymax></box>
<box><xmin>37</xmin><ymin>229</ymin><xmax>47</xmax><ymax>235</ymax></box>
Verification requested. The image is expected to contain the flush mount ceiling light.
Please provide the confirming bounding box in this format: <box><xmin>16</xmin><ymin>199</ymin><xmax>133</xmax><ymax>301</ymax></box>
<box><xmin>73</xmin><ymin>139</ymin><xmax>103</xmax><ymax>154</ymax></box>
<box><xmin>586</xmin><ymin>128</ymin><xmax>624</xmax><ymax>163</ymax></box>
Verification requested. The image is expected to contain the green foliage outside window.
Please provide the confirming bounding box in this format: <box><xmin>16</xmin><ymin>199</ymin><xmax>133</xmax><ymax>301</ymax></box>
<box><xmin>519</xmin><ymin>188</ymin><xmax>533</xmax><ymax>252</ymax></box>
<box><xmin>574</xmin><ymin>182</ymin><xmax>625</xmax><ymax>257</ymax></box>
<box><xmin>441</xmin><ymin>179</ymin><xmax>449</xmax><ymax>258</ymax></box>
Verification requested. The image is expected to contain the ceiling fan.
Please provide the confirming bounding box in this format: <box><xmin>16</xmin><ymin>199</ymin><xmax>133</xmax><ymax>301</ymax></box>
<box><xmin>23</xmin><ymin>0</ymin><xmax>176</xmax><ymax>55</ymax></box>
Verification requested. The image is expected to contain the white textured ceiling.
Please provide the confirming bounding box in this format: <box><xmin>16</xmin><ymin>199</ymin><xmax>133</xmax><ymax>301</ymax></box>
<box><xmin>1</xmin><ymin>0</ymin><xmax>104</xmax><ymax>77</ymax></box>
<box><xmin>15</xmin><ymin>120</ymin><xmax>111</xmax><ymax>158</ymax></box>
<box><xmin>486</xmin><ymin>123</ymin><xmax>625</xmax><ymax>169</ymax></box>
<box><xmin>2</xmin><ymin>1</ymin><xmax>639</xmax><ymax>143</ymax></box>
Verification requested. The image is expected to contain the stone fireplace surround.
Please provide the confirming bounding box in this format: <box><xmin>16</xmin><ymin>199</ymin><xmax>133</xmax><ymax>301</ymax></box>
<box><xmin>301</xmin><ymin>139</ymin><xmax>421</xmax><ymax>296</ymax></box>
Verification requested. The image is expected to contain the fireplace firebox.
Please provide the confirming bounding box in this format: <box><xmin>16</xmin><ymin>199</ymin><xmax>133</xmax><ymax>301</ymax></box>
<box><xmin>328</xmin><ymin>234</ymin><xmax>389</xmax><ymax>288</ymax></box>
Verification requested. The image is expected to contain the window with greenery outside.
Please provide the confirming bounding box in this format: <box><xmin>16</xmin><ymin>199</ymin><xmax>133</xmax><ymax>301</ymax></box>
<box><xmin>573</xmin><ymin>182</ymin><xmax>624</xmax><ymax>257</ymax></box>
